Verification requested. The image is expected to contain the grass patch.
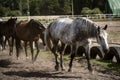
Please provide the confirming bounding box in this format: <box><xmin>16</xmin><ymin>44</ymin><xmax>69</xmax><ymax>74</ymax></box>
<box><xmin>22</xmin><ymin>46</ymin><xmax>120</xmax><ymax>76</ymax></box>
<box><xmin>92</xmin><ymin>59</ymin><xmax>120</xmax><ymax>76</ymax></box>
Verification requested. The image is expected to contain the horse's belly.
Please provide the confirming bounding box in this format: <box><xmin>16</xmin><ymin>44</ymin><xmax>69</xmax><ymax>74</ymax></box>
<box><xmin>16</xmin><ymin>33</ymin><xmax>39</xmax><ymax>41</ymax></box>
<box><xmin>16</xmin><ymin>28</ymin><xmax>39</xmax><ymax>41</ymax></box>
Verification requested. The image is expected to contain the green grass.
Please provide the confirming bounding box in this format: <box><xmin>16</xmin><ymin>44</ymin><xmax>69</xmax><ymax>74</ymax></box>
<box><xmin>92</xmin><ymin>59</ymin><xmax>120</xmax><ymax>75</ymax></box>
<box><xmin>40</xmin><ymin>50</ymin><xmax>120</xmax><ymax>75</ymax></box>
<box><xmin>21</xmin><ymin>46</ymin><xmax>120</xmax><ymax>76</ymax></box>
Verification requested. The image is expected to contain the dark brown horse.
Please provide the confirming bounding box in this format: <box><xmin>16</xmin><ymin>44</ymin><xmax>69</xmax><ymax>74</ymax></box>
<box><xmin>0</xmin><ymin>17</ymin><xmax>17</xmax><ymax>54</ymax></box>
<box><xmin>15</xmin><ymin>19</ymin><xmax>45</xmax><ymax>62</ymax></box>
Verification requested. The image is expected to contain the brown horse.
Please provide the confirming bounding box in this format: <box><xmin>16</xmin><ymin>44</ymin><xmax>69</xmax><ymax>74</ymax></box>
<box><xmin>0</xmin><ymin>17</ymin><xmax>17</xmax><ymax>54</ymax></box>
<box><xmin>15</xmin><ymin>19</ymin><xmax>46</xmax><ymax>62</ymax></box>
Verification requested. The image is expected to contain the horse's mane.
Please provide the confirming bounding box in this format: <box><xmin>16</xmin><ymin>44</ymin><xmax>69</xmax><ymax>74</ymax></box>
<box><xmin>74</xmin><ymin>17</ymin><xmax>95</xmax><ymax>26</ymax></box>
<box><xmin>30</xmin><ymin>19</ymin><xmax>45</xmax><ymax>30</ymax></box>
<box><xmin>73</xmin><ymin>18</ymin><xmax>98</xmax><ymax>38</ymax></box>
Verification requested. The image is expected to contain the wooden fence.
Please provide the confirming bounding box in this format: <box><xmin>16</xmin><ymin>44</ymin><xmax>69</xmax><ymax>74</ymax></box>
<box><xmin>1</xmin><ymin>14</ymin><xmax>120</xmax><ymax>21</ymax></box>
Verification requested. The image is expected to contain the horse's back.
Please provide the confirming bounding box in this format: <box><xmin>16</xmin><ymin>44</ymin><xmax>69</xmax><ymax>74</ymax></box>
<box><xmin>47</xmin><ymin>18</ymin><xmax>74</xmax><ymax>43</ymax></box>
<box><xmin>17</xmin><ymin>21</ymin><xmax>29</xmax><ymax>28</ymax></box>
<box><xmin>47</xmin><ymin>17</ymin><xmax>97</xmax><ymax>44</ymax></box>
<box><xmin>15</xmin><ymin>21</ymin><xmax>31</xmax><ymax>40</ymax></box>
<box><xmin>15</xmin><ymin>20</ymin><xmax>45</xmax><ymax>41</ymax></box>
<box><xmin>50</xmin><ymin>18</ymin><xmax>73</xmax><ymax>34</ymax></box>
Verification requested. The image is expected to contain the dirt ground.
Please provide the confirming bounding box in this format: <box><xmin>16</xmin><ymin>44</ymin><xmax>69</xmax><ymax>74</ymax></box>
<box><xmin>0</xmin><ymin>22</ymin><xmax>120</xmax><ymax>80</ymax></box>
<box><xmin>0</xmin><ymin>48</ymin><xmax>120</xmax><ymax>80</ymax></box>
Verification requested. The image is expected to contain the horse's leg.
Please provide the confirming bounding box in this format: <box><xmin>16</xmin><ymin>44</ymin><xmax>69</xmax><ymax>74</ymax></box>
<box><xmin>9</xmin><ymin>37</ymin><xmax>14</xmax><ymax>56</ymax></box>
<box><xmin>40</xmin><ymin>33</ymin><xmax>46</xmax><ymax>46</ymax></box>
<box><xmin>84</xmin><ymin>41</ymin><xmax>93</xmax><ymax>73</ymax></box>
<box><xmin>11</xmin><ymin>37</ymin><xmax>14</xmax><ymax>53</ymax></box>
<box><xmin>2</xmin><ymin>36</ymin><xmax>7</xmax><ymax>50</ymax></box>
<box><xmin>29</xmin><ymin>41</ymin><xmax>34</xmax><ymax>62</ymax></box>
<box><xmin>40</xmin><ymin>33</ymin><xmax>46</xmax><ymax>51</ymax></box>
<box><xmin>0</xmin><ymin>35</ymin><xmax>4</xmax><ymax>51</ymax></box>
<box><xmin>8</xmin><ymin>37</ymin><xmax>12</xmax><ymax>56</ymax></box>
<box><xmin>52</xmin><ymin>40</ymin><xmax>59</xmax><ymax>71</ymax></box>
<box><xmin>34</xmin><ymin>40</ymin><xmax>40</xmax><ymax>62</ymax></box>
<box><xmin>59</xmin><ymin>42</ymin><xmax>65</xmax><ymax>71</ymax></box>
<box><xmin>15</xmin><ymin>38</ymin><xmax>21</xmax><ymax>60</ymax></box>
<box><xmin>24</xmin><ymin>41</ymin><xmax>28</xmax><ymax>58</ymax></box>
<box><xmin>68</xmin><ymin>44</ymin><xmax>76</xmax><ymax>72</ymax></box>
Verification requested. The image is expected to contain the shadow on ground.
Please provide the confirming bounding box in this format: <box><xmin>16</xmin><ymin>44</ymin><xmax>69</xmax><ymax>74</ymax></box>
<box><xmin>0</xmin><ymin>59</ymin><xmax>11</xmax><ymax>68</ymax></box>
<box><xmin>3</xmin><ymin>70</ymin><xmax>82</xmax><ymax>79</ymax></box>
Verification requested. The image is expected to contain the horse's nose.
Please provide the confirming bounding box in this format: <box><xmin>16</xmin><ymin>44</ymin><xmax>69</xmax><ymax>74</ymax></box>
<box><xmin>103</xmin><ymin>48</ymin><xmax>109</xmax><ymax>54</ymax></box>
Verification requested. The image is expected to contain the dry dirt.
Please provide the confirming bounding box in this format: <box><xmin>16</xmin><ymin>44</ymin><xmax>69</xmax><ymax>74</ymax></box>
<box><xmin>0</xmin><ymin>48</ymin><xmax>120</xmax><ymax>80</ymax></box>
<box><xmin>0</xmin><ymin>23</ymin><xmax>120</xmax><ymax>80</ymax></box>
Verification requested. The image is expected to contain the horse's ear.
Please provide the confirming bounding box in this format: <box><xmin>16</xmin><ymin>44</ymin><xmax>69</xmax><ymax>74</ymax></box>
<box><xmin>103</xmin><ymin>25</ymin><xmax>108</xmax><ymax>30</ymax></box>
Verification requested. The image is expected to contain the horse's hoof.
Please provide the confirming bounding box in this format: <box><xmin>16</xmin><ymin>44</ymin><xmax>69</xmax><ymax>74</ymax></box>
<box><xmin>89</xmin><ymin>70</ymin><xmax>94</xmax><ymax>75</ymax></box>
<box><xmin>68</xmin><ymin>69</ymin><xmax>72</xmax><ymax>72</ymax></box>
<box><xmin>55</xmin><ymin>65</ymin><xmax>59</xmax><ymax>71</ymax></box>
<box><xmin>17</xmin><ymin>57</ymin><xmax>19</xmax><ymax>60</ymax></box>
<box><xmin>9</xmin><ymin>51</ymin><xmax>13</xmax><ymax>56</ymax></box>
<box><xmin>32</xmin><ymin>60</ymin><xmax>35</xmax><ymax>64</ymax></box>
<box><xmin>26</xmin><ymin>57</ymin><xmax>29</xmax><ymax>59</ymax></box>
<box><xmin>9</xmin><ymin>53</ymin><xmax>12</xmax><ymax>56</ymax></box>
<box><xmin>61</xmin><ymin>68</ymin><xmax>65</xmax><ymax>71</ymax></box>
<box><xmin>26</xmin><ymin>57</ymin><xmax>29</xmax><ymax>60</ymax></box>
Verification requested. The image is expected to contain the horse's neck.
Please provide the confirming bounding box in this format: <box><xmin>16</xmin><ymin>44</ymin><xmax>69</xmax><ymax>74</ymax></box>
<box><xmin>0</xmin><ymin>21</ymin><xmax>9</xmax><ymax>28</ymax></box>
<box><xmin>89</xmin><ymin>26</ymin><xmax>97</xmax><ymax>38</ymax></box>
<box><xmin>0</xmin><ymin>21</ymin><xmax>7</xmax><ymax>25</ymax></box>
<box><xmin>77</xmin><ymin>23</ymin><xmax>97</xmax><ymax>39</ymax></box>
<box><xmin>6</xmin><ymin>20</ymin><xmax>11</xmax><ymax>24</ymax></box>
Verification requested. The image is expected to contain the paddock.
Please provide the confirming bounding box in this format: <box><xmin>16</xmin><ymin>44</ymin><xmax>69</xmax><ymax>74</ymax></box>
<box><xmin>0</xmin><ymin>17</ymin><xmax>120</xmax><ymax>80</ymax></box>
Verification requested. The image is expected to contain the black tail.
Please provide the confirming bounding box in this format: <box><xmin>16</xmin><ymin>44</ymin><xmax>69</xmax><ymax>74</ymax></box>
<box><xmin>44</xmin><ymin>23</ymin><xmax>52</xmax><ymax>51</ymax></box>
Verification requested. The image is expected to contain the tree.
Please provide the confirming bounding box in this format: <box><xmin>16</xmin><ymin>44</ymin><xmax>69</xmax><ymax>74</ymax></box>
<box><xmin>40</xmin><ymin>0</ymin><xmax>60</xmax><ymax>15</ymax></box>
<box><xmin>73</xmin><ymin>0</ymin><xmax>105</xmax><ymax>15</ymax></box>
<box><xmin>81</xmin><ymin>7</ymin><xmax>92</xmax><ymax>14</ymax></box>
<box><xmin>58</xmin><ymin>0</ymin><xmax>71</xmax><ymax>15</ymax></box>
<box><xmin>30</xmin><ymin>0</ymin><xmax>42</xmax><ymax>15</ymax></box>
<box><xmin>0</xmin><ymin>0</ymin><xmax>19</xmax><ymax>10</ymax></box>
<box><xmin>92</xmin><ymin>8</ymin><xmax>102</xmax><ymax>14</ymax></box>
<box><xmin>0</xmin><ymin>0</ymin><xmax>106</xmax><ymax>16</ymax></box>
<box><xmin>0</xmin><ymin>4</ymin><xmax>9</xmax><ymax>17</ymax></box>
<box><xmin>63</xmin><ymin>0</ymin><xmax>71</xmax><ymax>14</ymax></box>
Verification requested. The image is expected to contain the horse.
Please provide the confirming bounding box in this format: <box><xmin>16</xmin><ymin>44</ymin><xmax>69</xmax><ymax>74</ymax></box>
<box><xmin>0</xmin><ymin>17</ymin><xmax>17</xmax><ymax>54</ymax></box>
<box><xmin>15</xmin><ymin>19</ymin><xmax>46</xmax><ymax>62</ymax></box>
<box><xmin>44</xmin><ymin>18</ymin><xmax>109</xmax><ymax>73</ymax></box>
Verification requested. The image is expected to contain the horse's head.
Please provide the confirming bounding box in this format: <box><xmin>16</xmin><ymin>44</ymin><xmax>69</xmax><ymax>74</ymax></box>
<box><xmin>96</xmin><ymin>25</ymin><xmax>109</xmax><ymax>53</ymax></box>
<box><xmin>7</xmin><ymin>17</ymin><xmax>17</xmax><ymax>27</ymax></box>
<box><xmin>30</xmin><ymin>19</ymin><xmax>45</xmax><ymax>32</ymax></box>
<box><xmin>5</xmin><ymin>17</ymin><xmax>17</xmax><ymax>35</ymax></box>
<box><xmin>8</xmin><ymin>17</ymin><xmax>17</xmax><ymax>23</ymax></box>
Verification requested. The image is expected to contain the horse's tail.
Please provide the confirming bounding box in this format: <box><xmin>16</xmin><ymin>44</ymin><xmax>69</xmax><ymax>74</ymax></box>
<box><xmin>44</xmin><ymin>23</ymin><xmax>52</xmax><ymax>51</ymax></box>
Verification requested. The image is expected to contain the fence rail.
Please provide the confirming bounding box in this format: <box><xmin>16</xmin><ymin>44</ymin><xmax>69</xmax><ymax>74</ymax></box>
<box><xmin>1</xmin><ymin>14</ymin><xmax>120</xmax><ymax>21</ymax></box>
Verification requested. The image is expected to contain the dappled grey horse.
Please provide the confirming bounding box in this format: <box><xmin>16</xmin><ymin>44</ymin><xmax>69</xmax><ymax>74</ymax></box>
<box><xmin>45</xmin><ymin>18</ymin><xmax>109</xmax><ymax>73</ymax></box>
